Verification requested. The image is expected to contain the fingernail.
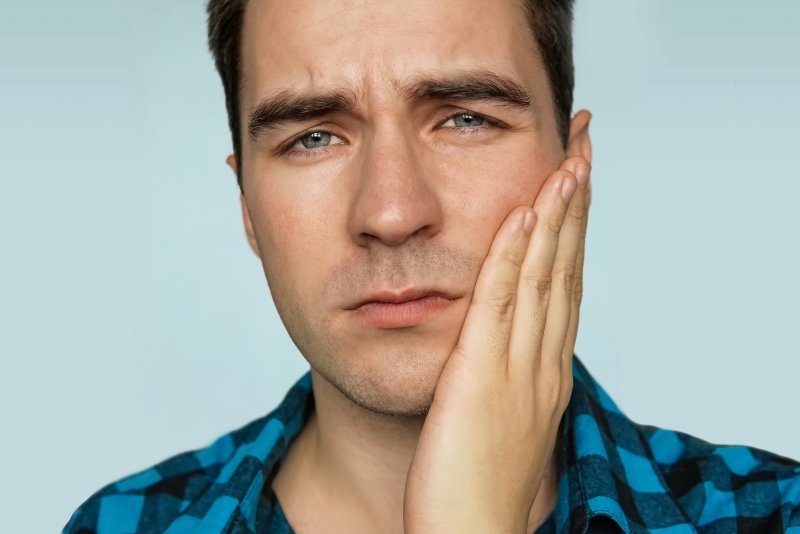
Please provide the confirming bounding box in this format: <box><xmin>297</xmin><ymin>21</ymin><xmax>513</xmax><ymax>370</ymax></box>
<box><xmin>561</xmin><ymin>177</ymin><xmax>577</xmax><ymax>202</ymax></box>
<box><xmin>523</xmin><ymin>209</ymin><xmax>536</xmax><ymax>234</ymax></box>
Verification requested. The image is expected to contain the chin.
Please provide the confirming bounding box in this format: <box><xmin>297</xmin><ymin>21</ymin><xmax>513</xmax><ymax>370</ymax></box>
<box><xmin>288</xmin><ymin>296</ymin><xmax>467</xmax><ymax>417</ymax></box>
<box><xmin>318</xmin><ymin>336</ymin><xmax>455</xmax><ymax>417</ymax></box>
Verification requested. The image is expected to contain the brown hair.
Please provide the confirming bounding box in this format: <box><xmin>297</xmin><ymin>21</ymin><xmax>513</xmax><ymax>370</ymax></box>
<box><xmin>206</xmin><ymin>0</ymin><xmax>575</xmax><ymax>191</ymax></box>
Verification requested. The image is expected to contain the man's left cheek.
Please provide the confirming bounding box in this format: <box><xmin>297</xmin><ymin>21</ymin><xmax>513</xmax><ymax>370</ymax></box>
<box><xmin>479</xmin><ymin>164</ymin><xmax>549</xmax><ymax>210</ymax></box>
<box><xmin>498</xmin><ymin>150</ymin><xmax>552</xmax><ymax>204</ymax></box>
<box><xmin>462</xmin><ymin>143</ymin><xmax>549</xmax><ymax>195</ymax></box>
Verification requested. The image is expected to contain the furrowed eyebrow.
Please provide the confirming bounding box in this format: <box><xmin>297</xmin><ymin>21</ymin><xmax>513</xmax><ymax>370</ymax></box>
<box><xmin>404</xmin><ymin>70</ymin><xmax>533</xmax><ymax>109</ymax></box>
<box><xmin>246</xmin><ymin>71</ymin><xmax>532</xmax><ymax>142</ymax></box>
<box><xmin>247</xmin><ymin>90</ymin><xmax>357</xmax><ymax>141</ymax></box>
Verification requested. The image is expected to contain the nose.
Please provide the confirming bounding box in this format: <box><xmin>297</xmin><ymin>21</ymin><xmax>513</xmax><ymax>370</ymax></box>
<box><xmin>347</xmin><ymin>130</ymin><xmax>443</xmax><ymax>248</ymax></box>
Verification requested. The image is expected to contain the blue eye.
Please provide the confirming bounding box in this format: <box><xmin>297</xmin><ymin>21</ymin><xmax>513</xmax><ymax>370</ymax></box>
<box><xmin>290</xmin><ymin>130</ymin><xmax>345</xmax><ymax>151</ymax></box>
<box><xmin>297</xmin><ymin>131</ymin><xmax>338</xmax><ymax>149</ymax></box>
<box><xmin>448</xmin><ymin>113</ymin><xmax>485</xmax><ymax>128</ymax></box>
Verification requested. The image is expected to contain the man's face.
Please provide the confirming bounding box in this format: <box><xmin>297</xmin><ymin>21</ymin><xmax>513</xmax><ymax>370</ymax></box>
<box><xmin>236</xmin><ymin>0</ymin><xmax>567</xmax><ymax>415</ymax></box>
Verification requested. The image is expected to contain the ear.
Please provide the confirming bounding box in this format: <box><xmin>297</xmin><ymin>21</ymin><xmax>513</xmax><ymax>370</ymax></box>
<box><xmin>565</xmin><ymin>109</ymin><xmax>593</xmax><ymax>165</ymax></box>
<box><xmin>227</xmin><ymin>154</ymin><xmax>261</xmax><ymax>257</ymax></box>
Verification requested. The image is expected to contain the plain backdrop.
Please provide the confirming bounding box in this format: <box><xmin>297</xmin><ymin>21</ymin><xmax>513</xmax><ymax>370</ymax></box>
<box><xmin>1</xmin><ymin>1</ymin><xmax>799</xmax><ymax>532</ymax></box>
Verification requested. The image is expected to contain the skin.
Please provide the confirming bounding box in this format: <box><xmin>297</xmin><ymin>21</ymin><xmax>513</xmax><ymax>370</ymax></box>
<box><xmin>227</xmin><ymin>0</ymin><xmax>592</xmax><ymax>532</ymax></box>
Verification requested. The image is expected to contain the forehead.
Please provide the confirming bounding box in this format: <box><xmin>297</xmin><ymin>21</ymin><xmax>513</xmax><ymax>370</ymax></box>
<box><xmin>240</xmin><ymin>0</ymin><xmax>541</xmax><ymax>104</ymax></box>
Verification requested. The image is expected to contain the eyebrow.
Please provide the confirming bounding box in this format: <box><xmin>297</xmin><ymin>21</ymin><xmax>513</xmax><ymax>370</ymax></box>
<box><xmin>403</xmin><ymin>70</ymin><xmax>533</xmax><ymax>111</ymax></box>
<box><xmin>248</xmin><ymin>90</ymin><xmax>357</xmax><ymax>141</ymax></box>
<box><xmin>247</xmin><ymin>69</ymin><xmax>533</xmax><ymax>141</ymax></box>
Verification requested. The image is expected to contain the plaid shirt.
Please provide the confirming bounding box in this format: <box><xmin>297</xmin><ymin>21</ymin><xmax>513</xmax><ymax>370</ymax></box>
<box><xmin>64</xmin><ymin>355</ymin><xmax>800</xmax><ymax>533</ymax></box>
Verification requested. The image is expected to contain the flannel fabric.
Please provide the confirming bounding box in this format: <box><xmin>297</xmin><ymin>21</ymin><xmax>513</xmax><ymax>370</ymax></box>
<box><xmin>64</xmin><ymin>355</ymin><xmax>800</xmax><ymax>533</ymax></box>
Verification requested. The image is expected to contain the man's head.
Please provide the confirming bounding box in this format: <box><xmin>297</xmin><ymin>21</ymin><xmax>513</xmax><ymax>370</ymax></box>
<box><xmin>208</xmin><ymin>0</ymin><xmax>576</xmax><ymax>191</ymax></box>
<box><xmin>205</xmin><ymin>0</ymin><xmax>590</xmax><ymax>417</ymax></box>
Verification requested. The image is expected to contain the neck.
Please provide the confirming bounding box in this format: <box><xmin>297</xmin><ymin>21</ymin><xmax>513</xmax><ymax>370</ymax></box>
<box><xmin>272</xmin><ymin>368</ymin><xmax>560</xmax><ymax>533</ymax></box>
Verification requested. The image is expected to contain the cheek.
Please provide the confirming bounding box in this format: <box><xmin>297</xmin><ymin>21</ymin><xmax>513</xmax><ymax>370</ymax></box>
<box><xmin>487</xmin><ymin>149</ymin><xmax>552</xmax><ymax>206</ymax></box>
<box><xmin>247</xmin><ymin>187</ymin><xmax>336</xmax><ymax>306</ymax></box>
<box><xmin>433</xmin><ymin>140</ymin><xmax>557</xmax><ymax>254</ymax></box>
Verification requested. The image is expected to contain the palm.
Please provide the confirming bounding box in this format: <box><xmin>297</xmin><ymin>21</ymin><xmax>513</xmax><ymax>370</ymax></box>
<box><xmin>402</xmin><ymin>150</ymin><xmax>591</xmax><ymax>534</ymax></box>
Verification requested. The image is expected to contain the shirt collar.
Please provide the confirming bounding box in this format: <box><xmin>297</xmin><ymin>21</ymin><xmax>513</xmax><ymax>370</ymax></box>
<box><xmin>556</xmin><ymin>356</ymin><xmax>693</xmax><ymax>534</ymax></box>
<box><xmin>261</xmin><ymin>355</ymin><xmax>693</xmax><ymax>534</ymax></box>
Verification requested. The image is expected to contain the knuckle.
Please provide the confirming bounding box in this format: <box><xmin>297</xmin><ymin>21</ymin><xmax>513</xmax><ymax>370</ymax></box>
<box><xmin>488</xmin><ymin>242</ymin><xmax>524</xmax><ymax>271</ymax></box>
<box><xmin>552</xmin><ymin>267</ymin><xmax>575</xmax><ymax>292</ymax></box>
<box><xmin>573</xmin><ymin>277</ymin><xmax>584</xmax><ymax>303</ymax></box>
<box><xmin>546</xmin><ymin>216</ymin><xmax>563</xmax><ymax>235</ymax></box>
<box><xmin>486</xmin><ymin>286</ymin><xmax>516</xmax><ymax>320</ymax></box>
<box><xmin>567</xmin><ymin>196</ymin><xmax>586</xmax><ymax>220</ymax></box>
<box><xmin>501</xmin><ymin>247</ymin><xmax>525</xmax><ymax>270</ymax></box>
<box><xmin>522</xmin><ymin>274</ymin><xmax>552</xmax><ymax>300</ymax></box>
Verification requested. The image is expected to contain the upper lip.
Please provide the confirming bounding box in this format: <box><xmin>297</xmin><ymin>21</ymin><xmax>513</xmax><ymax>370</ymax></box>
<box><xmin>346</xmin><ymin>288</ymin><xmax>460</xmax><ymax>310</ymax></box>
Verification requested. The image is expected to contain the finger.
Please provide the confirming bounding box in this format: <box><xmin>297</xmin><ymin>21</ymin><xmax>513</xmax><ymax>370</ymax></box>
<box><xmin>560</xmin><ymin>163</ymin><xmax>590</xmax><ymax>400</ymax></box>
<box><xmin>507</xmin><ymin>169</ymin><xmax>576</xmax><ymax>378</ymax></box>
<box><xmin>455</xmin><ymin>206</ymin><xmax>535</xmax><ymax>369</ymax></box>
<box><xmin>560</xmin><ymin>156</ymin><xmax>588</xmax><ymax>180</ymax></box>
<box><xmin>536</xmin><ymin>156</ymin><xmax>588</xmax><ymax>389</ymax></box>
<box><xmin>540</xmin><ymin>158</ymin><xmax>588</xmax><ymax>371</ymax></box>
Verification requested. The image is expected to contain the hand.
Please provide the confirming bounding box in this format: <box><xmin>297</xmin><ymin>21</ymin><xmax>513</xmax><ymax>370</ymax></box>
<box><xmin>402</xmin><ymin>153</ymin><xmax>592</xmax><ymax>534</ymax></box>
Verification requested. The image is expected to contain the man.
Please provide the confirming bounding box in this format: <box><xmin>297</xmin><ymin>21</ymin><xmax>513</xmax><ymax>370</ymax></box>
<box><xmin>64</xmin><ymin>0</ymin><xmax>800</xmax><ymax>532</ymax></box>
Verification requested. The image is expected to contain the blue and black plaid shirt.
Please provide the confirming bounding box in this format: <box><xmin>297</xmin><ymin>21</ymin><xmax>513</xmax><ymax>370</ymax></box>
<box><xmin>64</xmin><ymin>355</ymin><xmax>800</xmax><ymax>533</ymax></box>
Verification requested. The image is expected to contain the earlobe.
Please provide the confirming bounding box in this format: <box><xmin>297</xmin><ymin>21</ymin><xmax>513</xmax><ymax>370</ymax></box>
<box><xmin>566</xmin><ymin>109</ymin><xmax>593</xmax><ymax>165</ymax></box>
<box><xmin>228</xmin><ymin>153</ymin><xmax>260</xmax><ymax>258</ymax></box>
<box><xmin>239</xmin><ymin>193</ymin><xmax>261</xmax><ymax>257</ymax></box>
<box><xmin>226</xmin><ymin>154</ymin><xmax>239</xmax><ymax>176</ymax></box>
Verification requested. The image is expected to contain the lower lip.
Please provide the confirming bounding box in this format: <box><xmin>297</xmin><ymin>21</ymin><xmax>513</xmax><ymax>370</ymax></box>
<box><xmin>353</xmin><ymin>296</ymin><xmax>456</xmax><ymax>329</ymax></box>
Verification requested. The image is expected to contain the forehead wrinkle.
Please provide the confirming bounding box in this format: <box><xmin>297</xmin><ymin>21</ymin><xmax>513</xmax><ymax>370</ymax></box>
<box><xmin>348</xmin><ymin>61</ymin><xmax>406</xmax><ymax>115</ymax></box>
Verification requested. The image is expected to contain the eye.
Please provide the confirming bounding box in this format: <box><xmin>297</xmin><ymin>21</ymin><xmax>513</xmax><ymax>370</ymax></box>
<box><xmin>433</xmin><ymin>110</ymin><xmax>506</xmax><ymax>145</ymax></box>
<box><xmin>442</xmin><ymin>112</ymin><xmax>486</xmax><ymax>128</ymax></box>
<box><xmin>292</xmin><ymin>130</ymin><xmax>344</xmax><ymax>150</ymax></box>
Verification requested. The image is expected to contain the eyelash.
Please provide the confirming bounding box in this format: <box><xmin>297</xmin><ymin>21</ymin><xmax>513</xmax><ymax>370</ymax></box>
<box><xmin>278</xmin><ymin>139</ymin><xmax>334</xmax><ymax>160</ymax></box>
<box><xmin>277</xmin><ymin>110</ymin><xmax>503</xmax><ymax>159</ymax></box>
<box><xmin>440</xmin><ymin>110</ymin><xmax>503</xmax><ymax>134</ymax></box>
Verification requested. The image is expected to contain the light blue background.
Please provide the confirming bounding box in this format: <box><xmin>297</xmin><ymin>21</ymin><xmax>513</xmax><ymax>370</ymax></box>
<box><xmin>1</xmin><ymin>1</ymin><xmax>798</xmax><ymax>532</ymax></box>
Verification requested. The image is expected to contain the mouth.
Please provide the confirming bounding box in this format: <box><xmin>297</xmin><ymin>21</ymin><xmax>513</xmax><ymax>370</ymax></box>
<box><xmin>347</xmin><ymin>288</ymin><xmax>461</xmax><ymax>329</ymax></box>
